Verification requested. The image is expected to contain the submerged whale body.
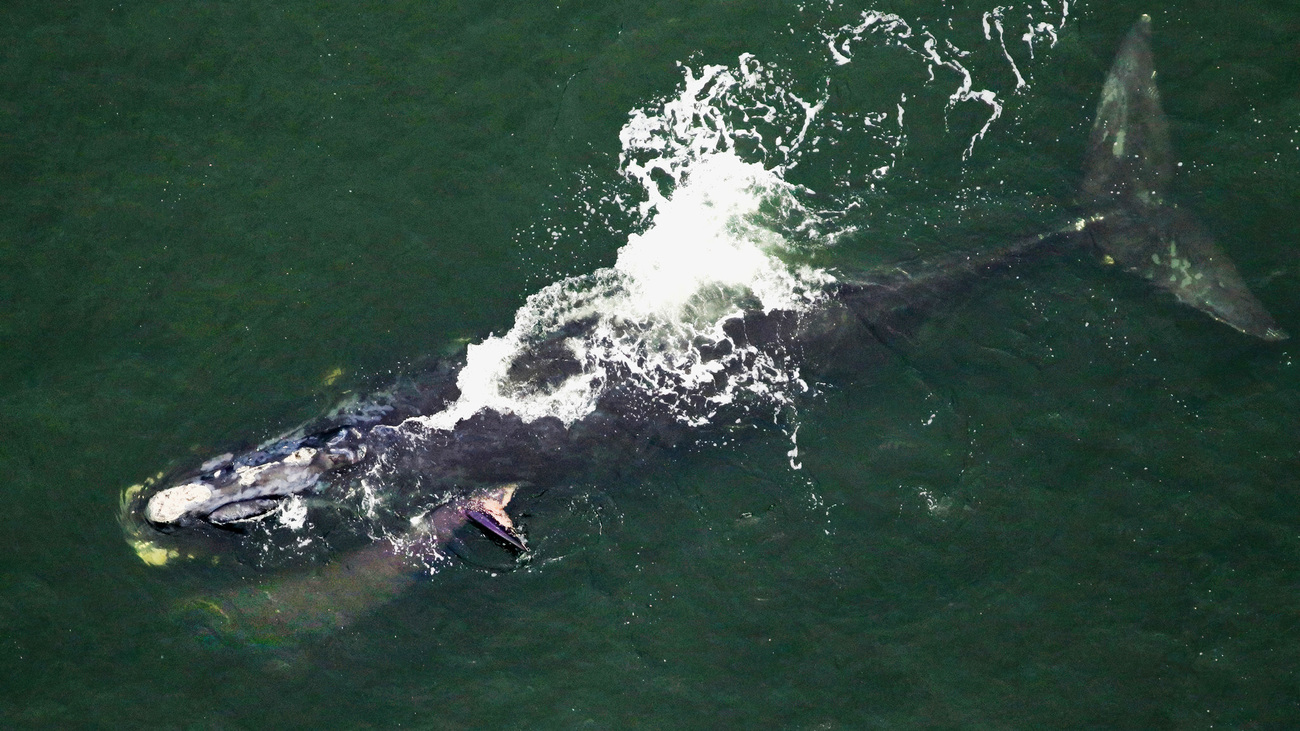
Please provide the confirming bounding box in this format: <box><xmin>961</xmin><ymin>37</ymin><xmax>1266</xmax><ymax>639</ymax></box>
<box><xmin>122</xmin><ymin>17</ymin><xmax>1286</xmax><ymax>642</ymax></box>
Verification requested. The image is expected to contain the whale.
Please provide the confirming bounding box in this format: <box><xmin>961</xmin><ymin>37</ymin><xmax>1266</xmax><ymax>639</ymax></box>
<box><xmin>121</xmin><ymin>16</ymin><xmax>1286</xmax><ymax>641</ymax></box>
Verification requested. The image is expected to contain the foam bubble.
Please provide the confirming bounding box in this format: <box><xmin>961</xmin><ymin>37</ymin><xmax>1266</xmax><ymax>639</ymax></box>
<box><xmin>614</xmin><ymin>153</ymin><xmax>827</xmax><ymax>318</ymax></box>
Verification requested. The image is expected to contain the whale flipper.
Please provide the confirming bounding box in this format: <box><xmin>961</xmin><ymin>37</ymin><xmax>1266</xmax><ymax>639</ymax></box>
<box><xmin>465</xmin><ymin>485</ymin><xmax>528</xmax><ymax>552</ymax></box>
<box><xmin>1082</xmin><ymin>15</ymin><xmax>1287</xmax><ymax>341</ymax></box>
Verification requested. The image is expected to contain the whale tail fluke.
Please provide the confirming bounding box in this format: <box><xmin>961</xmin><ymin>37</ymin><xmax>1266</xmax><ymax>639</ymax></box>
<box><xmin>1081</xmin><ymin>15</ymin><xmax>1287</xmax><ymax>341</ymax></box>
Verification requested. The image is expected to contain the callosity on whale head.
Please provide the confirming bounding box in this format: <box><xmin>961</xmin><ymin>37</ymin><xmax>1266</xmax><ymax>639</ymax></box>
<box><xmin>121</xmin><ymin>426</ymin><xmax>369</xmax><ymax>565</ymax></box>
<box><xmin>146</xmin><ymin>428</ymin><xmax>366</xmax><ymax>529</ymax></box>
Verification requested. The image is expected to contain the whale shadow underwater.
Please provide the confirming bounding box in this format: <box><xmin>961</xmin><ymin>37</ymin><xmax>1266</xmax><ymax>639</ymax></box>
<box><xmin>120</xmin><ymin>16</ymin><xmax>1287</xmax><ymax>647</ymax></box>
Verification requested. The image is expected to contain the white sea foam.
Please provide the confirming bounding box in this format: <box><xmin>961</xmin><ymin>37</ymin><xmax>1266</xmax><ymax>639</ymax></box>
<box><xmin>412</xmin><ymin>151</ymin><xmax>832</xmax><ymax>433</ymax></box>
<box><xmin>406</xmin><ymin>1</ymin><xmax>1070</xmax><ymax>437</ymax></box>
<box><xmin>406</xmin><ymin>56</ymin><xmax>845</xmax><ymax>435</ymax></box>
<box><xmin>823</xmin><ymin>2</ymin><xmax>1070</xmax><ymax>158</ymax></box>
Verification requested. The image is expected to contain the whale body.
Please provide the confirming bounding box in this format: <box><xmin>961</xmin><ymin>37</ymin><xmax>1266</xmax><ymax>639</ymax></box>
<box><xmin>120</xmin><ymin>17</ymin><xmax>1286</xmax><ymax>642</ymax></box>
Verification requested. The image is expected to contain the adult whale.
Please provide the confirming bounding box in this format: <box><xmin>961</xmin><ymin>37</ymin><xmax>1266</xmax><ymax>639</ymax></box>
<box><xmin>122</xmin><ymin>16</ymin><xmax>1286</xmax><ymax>641</ymax></box>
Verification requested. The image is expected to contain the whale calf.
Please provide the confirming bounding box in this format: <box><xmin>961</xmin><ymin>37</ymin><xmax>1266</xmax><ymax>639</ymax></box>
<box><xmin>121</xmin><ymin>17</ymin><xmax>1286</xmax><ymax>640</ymax></box>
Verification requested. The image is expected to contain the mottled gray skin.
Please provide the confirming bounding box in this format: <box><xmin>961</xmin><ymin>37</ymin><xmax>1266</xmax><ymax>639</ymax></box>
<box><xmin>123</xmin><ymin>16</ymin><xmax>1287</xmax><ymax>568</ymax></box>
<box><xmin>1078</xmin><ymin>15</ymin><xmax>1286</xmax><ymax>341</ymax></box>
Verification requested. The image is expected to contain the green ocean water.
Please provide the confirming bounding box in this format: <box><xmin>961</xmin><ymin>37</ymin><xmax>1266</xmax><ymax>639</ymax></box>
<box><xmin>3</xmin><ymin>0</ymin><xmax>1299</xmax><ymax>728</ymax></box>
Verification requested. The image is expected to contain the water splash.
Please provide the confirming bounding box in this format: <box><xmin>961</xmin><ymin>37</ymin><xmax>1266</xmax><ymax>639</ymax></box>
<box><xmin>410</xmin><ymin>61</ymin><xmax>843</xmax><ymax>436</ymax></box>
<box><xmin>406</xmin><ymin>1</ymin><xmax>1072</xmax><ymax>439</ymax></box>
<box><xmin>413</xmin><ymin>152</ymin><xmax>834</xmax><ymax>434</ymax></box>
<box><xmin>619</xmin><ymin>54</ymin><xmax>827</xmax><ymax>218</ymax></box>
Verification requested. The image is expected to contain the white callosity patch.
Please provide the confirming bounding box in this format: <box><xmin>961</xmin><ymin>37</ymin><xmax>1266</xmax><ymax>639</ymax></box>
<box><xmin>144</xmin><ymin>446</ymin><xmax>329</xmax><ymax>529</ymax></box>
<box><xmin>234</xmin><ymin>447</ymin><xmax>317</xmax><ymax>487</ymax></box>
<box><xmin>145</xmin><ymin>482</ymin><xmax>212</xmax><ymax>524</ymax></box>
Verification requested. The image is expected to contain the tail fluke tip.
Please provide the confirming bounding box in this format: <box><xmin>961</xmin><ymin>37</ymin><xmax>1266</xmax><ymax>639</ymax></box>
<box><xmin>1081</xmin><ymin>16</ymin><xmax>1287</xmax><ymax>343</ymax></box>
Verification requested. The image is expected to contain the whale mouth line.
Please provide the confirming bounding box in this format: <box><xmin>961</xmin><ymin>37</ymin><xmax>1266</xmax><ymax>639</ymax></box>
<box><xmin>206</xmin><ymin>497</ymin><xmax>287</xmax><ymax>525</ymax></box>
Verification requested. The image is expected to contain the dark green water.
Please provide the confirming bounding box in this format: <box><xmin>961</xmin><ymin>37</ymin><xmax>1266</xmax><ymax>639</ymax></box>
<box><xmin>3</xmin><ymin>0</ymin><xmax>1299</xmax><ymax>728</ymax></box>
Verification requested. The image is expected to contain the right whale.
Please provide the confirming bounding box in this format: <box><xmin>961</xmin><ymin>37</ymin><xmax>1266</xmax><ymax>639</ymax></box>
<box><xmin>120</xmin><ymin>16</ymin><xmax>1288</xmax><ymax>645</ymax></box>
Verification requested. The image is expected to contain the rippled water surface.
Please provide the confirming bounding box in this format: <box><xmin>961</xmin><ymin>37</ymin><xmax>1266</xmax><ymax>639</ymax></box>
<box><xmin>3</xmin><ymin>0</ymin><xmax>1299</xmax><ymax>727</ymax></box>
